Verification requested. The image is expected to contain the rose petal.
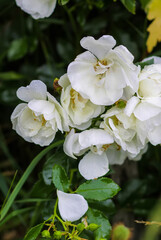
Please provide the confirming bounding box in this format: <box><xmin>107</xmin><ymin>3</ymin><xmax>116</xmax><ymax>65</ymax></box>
<box><xmin>78</xmin><ymin>151</ymin><xmax>109</xmax><ymax>180</ymax></box>
<box><xmin>79</xmin><ymin>129</ymin><xmax>114</xmax><ymax>149</ymax></box>
<box><xmin>17</xmin><ymin>80</ymin><xmax>47</xmax><ymax>102</ymax></box>
<box><xmin>124</xmin><ymin>96</ymin><xmax>140</xmax><ymax>117</ymax></box>
<box><xmin>57</xmin><ymin>190</ymin><xmax>88</xmax><ymax>222</ymax></box>
<box><xmin>80</xmin><ymin>35</ymin><xmax>116</xmax><ymax>60</ymax></box>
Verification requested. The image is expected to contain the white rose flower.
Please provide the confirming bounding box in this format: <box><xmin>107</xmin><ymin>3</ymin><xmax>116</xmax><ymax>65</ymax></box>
<box><xmin>11</xmin><ymin>80</ymin><xmax>69</xmax><ymax>146</ymax></box>
<box><xmin>57</xmin><ymin>190</ymin><xmax>88</xmax><ymax>222</ymax></box>
<box><xmin>64</xmin><ymin>128</ymin><xmax>114</xmax><ymax>179</ymax></box>
<box><xmin>59</xmin><ymin>74</ymin><xmax>104</xmax><ymax>130</ymax></box>
<box><xmin>100</xmin><ymin>106</ymin><xmax>146</xmax><ymax>158</ymax></box>
<box><xmin>15</xmin><ymin>0</ymin><xmax>57</xmax><ymax>19</ymax></box>
<box><xmin>67</xmin><ymin>35</ymin><xmax>139</xmax><ymax>106</ymax></box>
<box><xmin>125</xmin><ymin>60</ymin><xmax>161</xmax><ymax>145</ymax></box>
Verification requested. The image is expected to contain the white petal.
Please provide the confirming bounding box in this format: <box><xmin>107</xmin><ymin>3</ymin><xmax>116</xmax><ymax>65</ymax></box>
<box><xmin>74</xmin><ymin>51</ymin><xmax>97</xmax><ymax>64</ymax></box>
<box><xmin>113</xmin><ymin>45</ymin><xmax>134</xmax><ymax>64</ymax></box>
<box><xmin>128</xmin><ymin>144</ymin><xmax>148</xmax><ymax>161</ymax></box>
<box><xmin>18</xmin><ymin>107</ymin><xmax>42</xmax><ymax>137</ymax></box>
<box><xmin>124</xmin><ymin>96</ymin><xmax>140</xmax><ymax>117</ymax></box>
<box><xmin>80</xmin><ymin>35</ymin><xmax>116</xmax><ymax>60</ymax></box>
<box><xmin>106</xmin><ymin>146</ymin><xmax>127</xmax><ymax>165</ymax></box>
<box><xmin>58</xmin><ymin>74</ymin><xmax>70</xmax><ymax>89</ymax></box>
<box><xmin>63</xmin><ymin>129</ymin><xmax>81</xmax><ymax>159</ymax></box>
<box><xmin>78</xmin><ymin>151</ymin><xmax>109</xmax><ymax>180</ymax></box>
<box><xmin>57</xmin><ymin>190</ymin><xmax>88</xmax><ymax>222</ymax></box>
<box><xmin>31</xmin><ymin>127</ymin><xmax>56</xmax><ymax>146</ymax></box>
<box><xmin>28</xmin><ymin>99</ymin><xmax>55</xmax><ymax>115</ymax></box>
<box><xmin>148</xmin><ymin>126</ymin><xmax>161</xmax><ymax>145</ymax></box>
<box><xmin>17</xmin><ymin>80</ymin><xmax>47</xmax><ymax>102</ymax></box>
<box><xmin>134</xmin><ymin>102</ymin><xmax>161</xmax><ymax>121</ymax></box>
<box><xmin>48</xmin><ymin>92</ymin><xmax>69</xmax><ymax>132</ymax></box>
<box><xmin>79</xmin><ymin>129</ymin><xmax>114</xmax><ymax>149</ymax></box>
<box><xmin>11</xmin><ymin>103</ymin><xmax>27</xmax><ymax>129</ymax></box>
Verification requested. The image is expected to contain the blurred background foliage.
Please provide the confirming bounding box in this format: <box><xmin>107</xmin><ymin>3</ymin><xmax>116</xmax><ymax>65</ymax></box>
<box><xmin>0</xmin><ymin>0</ymin><xmax>161</xmax><ymax>239</ymax></box>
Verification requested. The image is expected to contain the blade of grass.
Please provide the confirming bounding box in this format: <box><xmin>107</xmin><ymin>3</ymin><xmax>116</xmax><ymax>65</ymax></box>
<box><xmin>0</xmin><ymin>207</ymin><xmax>34</xmax><ymax>227</ymax></box>
<box><xmin>0</xmin><ymin>139</ymin><xmax>64</xmax><ymax>221</ymax></box>
<box><xmin>1</xmin><ymin>171</ymin><xmax>18</xmax><ymax>211</ymax></box>
<box><xmin>15</xmin><ymin>198</ymin><xmax>51</xmax><ymax>203</ymax></box>
<box><xmin>0</xmin><ymin>173</ymin><xmax>8</xmax><ymax>196</ymax></box>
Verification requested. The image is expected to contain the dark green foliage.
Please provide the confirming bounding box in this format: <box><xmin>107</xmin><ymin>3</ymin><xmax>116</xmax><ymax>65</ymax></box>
<box><xmin>52</xmin><ymin>164</ymin><xmax>70</xmax><ymax>192</ymax></box>
<box><xmin>87</xmin><ymin>208</ymin><xmax>112</xmax><ymax>240</ymax></box>
<box><xmin>24</xmin><ymin>223</ymin><xmax>44</xmax><ymax>240</ymax></box>
<box><xmin>76</xmin><ymin>178</ymin><xmax>120</xmax><ymax>201</ymax></box>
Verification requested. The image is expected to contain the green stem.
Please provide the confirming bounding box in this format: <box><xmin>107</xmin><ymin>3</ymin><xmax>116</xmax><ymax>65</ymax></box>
<box><xmin>52</xmin><ymin>198</ymin><xmax>58</xmax><ymax>223</ymax></box>
<box><xmin>69</xmin><ymin>169</ymin><xmax>77</xmax><ymax>185</ymax></box>
<box><xmin>56</xmin><ymin>214</ymin><xmax>67</xmax><ymax>231</ymax></box>
<box><xmin>0</xmin><ymin>140</ymin><xmax>64</xmax><ymax>221</ymax></box>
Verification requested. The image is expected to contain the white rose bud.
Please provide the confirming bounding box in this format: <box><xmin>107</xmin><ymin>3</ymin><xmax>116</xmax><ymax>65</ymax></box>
<box><xmin>11</xmin><ymin>80</ymin><xmax>69</xmax><ymax>146</ymax></box>
<box><xmin>15</xmin><ymin>0</ymin><xmax>57</xmax><ymax>19</ymax></box>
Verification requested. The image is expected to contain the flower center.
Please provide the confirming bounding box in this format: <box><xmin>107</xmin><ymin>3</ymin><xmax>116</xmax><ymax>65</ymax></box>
<box><xmin>94</xmin><ymin>59</ymin><xmax>113</xmax><ymax>83</ymax></box>
<box><xmin>33</xmin><ymin>112</ymin><xmax>47</xmax><ymax>126</ymax></box>
<box><xmin>70</xmin><ymin>88</ymin><xmax>88</xmax><ymax>110</ymax></box>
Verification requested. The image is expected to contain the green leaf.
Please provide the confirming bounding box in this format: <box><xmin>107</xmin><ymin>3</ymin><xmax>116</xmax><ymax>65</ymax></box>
<box><xmin>140</xmin><ymin>0</ymin><xmax>151</xmax><ymax>10</ymax></box>
<box><xmin>76</xmin><ymin>177</ymin><xmax>120</xmax><ymax>201</ymax></box>
<box><xmin>30</xmin><ymin>177</ymin><xmax>54</xmax><ymax>198</ymax></box>
<box><xmin>0</xmin><ymin>71</ymin><xmax>25</xmax><ymax>81</ymax></box>
<box><xmin>7</xmin><ymin>37</ymin><xmax>38</xmax><ymax>61</ymax></box>
<box><xmin>89</xmin><ymin>199</ymin><xmax>116</xmax><ymax>216</ymax></box>
<box><xmin>52</xmin><ymin>164</ymin><xmax>70</xmax><ymax>192</ymax></box>
<box><xmin>136</xmin><ymin>58</ymin><xmax>154</xmax><ymax>69</ymax></box>
<box><xmin>7</xmin><ymin>38</ymin><xmax>28</xmax><ymax>61</ymax></box>
<box><xmin>120</xmin><ymin>0</ymin><xmax>136</xmax><ymax>14</ymax></box>
<box><xmin>58</xmin><ymin>0</ymin><xmax>70</xmax><ymax>5</ymax></box>
<box><xmin>24</xmin><ymin>223</ymin><xmax>44</xmax><ymax>240</ymax></box>
<box><xmin>0</xmin><ymin>140</ymin><xmax>64</xmax><ymax>221</ymax></box>
<box><xmin>42</xmin><ymin>152</ymin><xmax>67</xmax><ymax>185</ymax></box>
<box><xmin>0</xmin><ymin>207</ymin><xmax>34</xmax><ymax>227</ymax></box>
<box><xmin>87</xmin><ymin>208</ymin><xmax>112</xmax><ymax>240</ymax></box>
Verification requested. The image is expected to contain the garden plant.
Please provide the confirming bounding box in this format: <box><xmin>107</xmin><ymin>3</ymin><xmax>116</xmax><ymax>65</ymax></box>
<box><xmin>0</xmin><ymin>0</ymin><xmax>161</xmax><ymax>240</ymax></box>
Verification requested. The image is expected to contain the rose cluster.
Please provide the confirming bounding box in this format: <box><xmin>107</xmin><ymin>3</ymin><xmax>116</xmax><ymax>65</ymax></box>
<box><xmin>11</xmin><ymin>35</ymin><xmax>161</xmax><ymax>221</ymax></box>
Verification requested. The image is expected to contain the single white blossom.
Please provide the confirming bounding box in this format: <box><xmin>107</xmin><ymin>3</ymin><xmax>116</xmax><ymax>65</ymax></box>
<box><xmin>57</xmin><ymin>190</ymin><xmax>88</xmax><ymax>222</ymax></box>
<box><xmin>67</xmin><ymin>35</ymin><xmax>139</xmax><ymax>106</ymax></box>
<box><xmin>59</xmin><ymin>74</ymin><xmax>104</xmax><ymax>130</ymax></box>
<box><xmin>15</xmin><ymin>0</ymin><xmax>57</xmax><ymax>19</ymax></box>
<box><xmin>100</xmin><ymin>106</ymin><xmax>147</xmax><ymax>158</ymax></box>
<box><xmin>64</xmin><ymin>128</ymin><xmax>114</xmax><ymax>179</ymax></box>
<box><xmin>11</xmin><ymin>80</ymin><xmax>69</xmax><ymax>146</ymax></box>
